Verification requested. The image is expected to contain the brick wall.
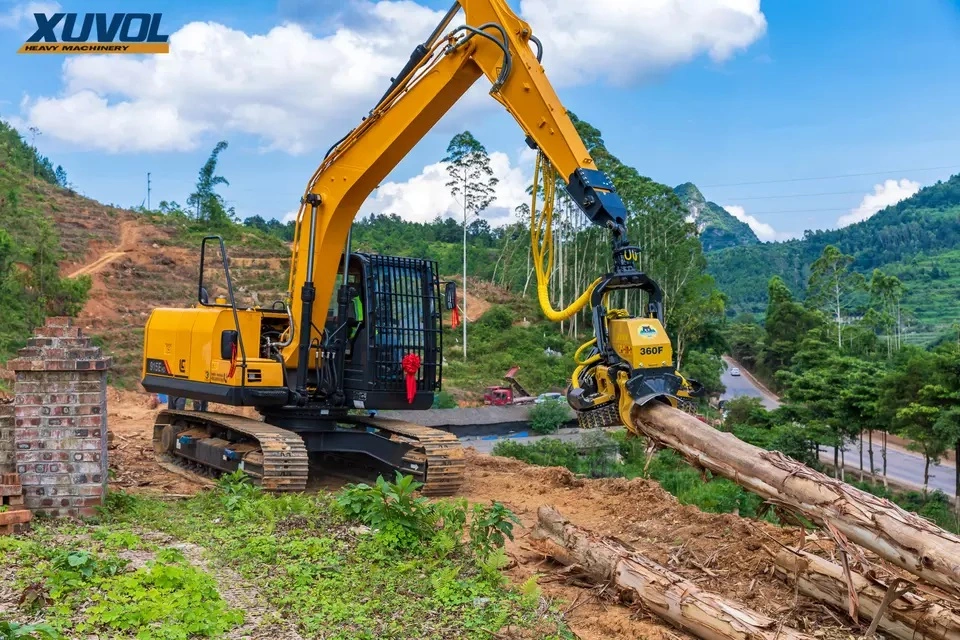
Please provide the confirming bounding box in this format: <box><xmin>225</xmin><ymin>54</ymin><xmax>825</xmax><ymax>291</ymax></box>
<box><xmin>0</xmin><ymin>399</ymin><xmax>12</xmax><ymax>474</ymax></box>
<box><xmin>8</xmin><ymin>317</ymin><xmax>112</xmax><ymax>518</ymax></box>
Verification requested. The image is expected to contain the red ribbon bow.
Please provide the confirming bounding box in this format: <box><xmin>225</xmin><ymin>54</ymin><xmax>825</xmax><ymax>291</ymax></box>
<box><xmin>227</xmin><ymin>342</ymin><xmax>238</xmax><ymax>380</ymax></box>
<box><xmin>451</xmin><ymin>302</ymin><xmax>461</xmax><ymax>329</ymax></box>
<box><xmin>401</xmin><ymin>353</ymin><xmax>421</xmax><ymax>404</ymax></box>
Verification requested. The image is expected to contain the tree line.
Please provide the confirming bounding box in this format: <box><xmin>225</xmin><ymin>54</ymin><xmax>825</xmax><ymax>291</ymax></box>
<box><xmin>0</xmin><ymin>122</ymin><xmax>89</xmax><ymax>363</ymax></box>
<box><xmin>725</xmin><ymin>242</ymin><xmax>960</xmax><ymax>499</ymax></box>
<box><xmin>709</xmin><ymin>172</ymin><xmax>960</xmax><ymax>327</ymax></box>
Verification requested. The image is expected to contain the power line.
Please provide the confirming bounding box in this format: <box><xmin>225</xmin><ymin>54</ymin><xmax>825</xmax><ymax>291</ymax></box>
<box><xmin>702</xmin><ymin>164</ymin><xmax>960</xmax><ymax>188</ymax></box>
<box><xmin>731</xmin><ymin>206</ymin><xmax>873</xmax><ymax>216</ymax></box>
<box><xmin>723</xmin><ymin>188</ymin><xmax>870</xmax><ymax>201</ymax></box>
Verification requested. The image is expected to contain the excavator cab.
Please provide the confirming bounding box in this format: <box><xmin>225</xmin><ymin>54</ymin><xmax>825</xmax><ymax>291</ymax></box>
<box><xmin>326</xmin><ymin>253</ymin><xmax>442</xmax><ymax>411</ymax></box>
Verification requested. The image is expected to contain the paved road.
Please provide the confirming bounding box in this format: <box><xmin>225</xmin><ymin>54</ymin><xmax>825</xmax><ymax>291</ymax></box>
<box><xmin>720</xmin><ymin>358</ymin><xmax>957</xmax><ymax>495</ymax></box>
<box><xmin>463</xmin><ymin>428</ymin><xmax>589</xmax><ymax>454</ymax></box>
<box><xmin>826</xmin><ymin>439</ymin><xmax>957</xmax><ymax>496</ymax></box>
<box><xmin>720</xmin><ymin>357</ymin><xmax>780</xmax><ymax>409</ymax></box>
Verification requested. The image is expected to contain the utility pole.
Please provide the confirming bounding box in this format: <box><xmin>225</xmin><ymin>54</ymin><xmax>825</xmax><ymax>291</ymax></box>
<box><xmin>28</xmin><ymin>127</ymin><xmax>40</xmax><ymax>177</ymax></box>
<box><xmin>147</xmin><ymin>172</ymin><xmax>152</xmax><ymax>211</ymax></box>
<box><xmin>462</xmin><ymin>186</ymin><xmax>468</xmax><ymax>361</ymax></box>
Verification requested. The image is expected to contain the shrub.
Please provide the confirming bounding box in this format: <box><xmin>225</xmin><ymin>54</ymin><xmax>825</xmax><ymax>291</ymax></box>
<box><xmin>337</xmin><ymin>473</ymin><xmax>436</xmax><ymax>549</ymax></box>
<box><xmin>528</xmin><ymin>399</ymin><xmax>571</xmax><ymax>434</ymax></box>
<box><xmin>477</xmin><ymin>305</ymin><xmax>514</xmax><ymax>331</ymax></box>
<box><xmin>493</xmin><ymin>438</ymin><xmax>580</xmax><ymax>469</ymax></box>
<box><xmin>433</xmin><ymin>390</ymin><xmax>458</xmax><ymax>409</ymax></box>
<box><xmin>723</xmin><ymin>396</ymin><xmax>767</xmax><ymax>426</ymax></box>
<box><xmin>217</xmin><ymin>469</ymin><xmax>262</xmax><ymax>513</ymax></box>
<box><xmin>469</xmin><ymin>502</ymin><xmax>520</xmax><ymax>559</ymax></box>
<box><xmin>336</xmin><ymin>473</ymin><xmax>521</xmax><ymax>556</ymax></box>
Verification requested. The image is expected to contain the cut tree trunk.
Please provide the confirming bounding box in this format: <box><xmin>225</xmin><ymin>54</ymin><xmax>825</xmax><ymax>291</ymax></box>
<box><xmin>770</xmin><ymin>547</ymin><xmax>960</xmax><ymax>640</ymax></box>
<box><xmin>532</xmin><ymin>506</ymin><xmax>813</xmax><ymax>640</ymax></box>
<box><xmin>633</xmin><ymin>403</ymin><xmax>960</xmax><ymax>594</ymax></box>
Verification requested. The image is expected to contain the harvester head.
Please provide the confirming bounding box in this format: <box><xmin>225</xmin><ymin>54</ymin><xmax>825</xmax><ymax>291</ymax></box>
<box><xmin>565</xmin><ymin>267</ymin><xmax>703</xmax><ymax>430</ymax></box>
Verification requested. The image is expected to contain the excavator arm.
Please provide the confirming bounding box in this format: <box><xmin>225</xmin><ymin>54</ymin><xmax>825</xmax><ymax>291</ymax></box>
<box><xmin>282</xmin><ymin>0</ymin><xmax>636</xmax><ymax>399</ymax></box>
<box><xmin>141</xmin><ymin>0</ymin><xmax>683</xmax><ymax>495</ymax></box>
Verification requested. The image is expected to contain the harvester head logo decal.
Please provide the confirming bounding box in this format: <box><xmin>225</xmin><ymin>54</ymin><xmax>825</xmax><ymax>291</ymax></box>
<box><xmin>638</xmin><ymin>325</ymin><xmax>657</xmax><ymax>338</ymax></box>
<box><xmin>18</xmin><ymin>13</ymin><xmax>170</xmax><ymax>54</ymax></box>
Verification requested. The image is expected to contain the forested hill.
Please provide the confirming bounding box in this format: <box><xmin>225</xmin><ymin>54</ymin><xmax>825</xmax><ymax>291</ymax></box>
<box><xmin>674</xmin><ymin>182</ymin><xmax>759</xmax><ymax>251</ymax></box>
<box><xmin>708</xmin><ymin>173</ymin><xmax>960</xmax><ymax>331</ymax></box>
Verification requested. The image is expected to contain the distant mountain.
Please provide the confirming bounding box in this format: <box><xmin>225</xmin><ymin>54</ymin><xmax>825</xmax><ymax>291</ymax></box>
<box><xmin>708</xmin><ymin>173</ymin><xmax>960</xmax><ymax>335</ymax></box>
<box><xmin>674</xmin><ymin>182</ymin><xmax>760</xmax><ymax>252</ymax></box>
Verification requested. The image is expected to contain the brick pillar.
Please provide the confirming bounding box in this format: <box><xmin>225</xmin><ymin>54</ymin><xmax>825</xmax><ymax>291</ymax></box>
<box><xmin>0</xmin><ymin>398</ymin><xmax>13</xmax><ymax>474</ymax></box>
<box><xmin>8</xmin><ymin>317</ymin><xmax>112</xmax><ymax>518</ymax></box>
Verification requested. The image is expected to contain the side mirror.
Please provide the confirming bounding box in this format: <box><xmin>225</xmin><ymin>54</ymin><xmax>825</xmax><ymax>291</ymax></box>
<box><xmin>220</xmin><ymin>330</ymin><xmax>239</xmax><ymax>360</ymax></box>
<box><xmin>444</xmin><ymin>282</ymin><xmax>457</xmax><ymax>311</ymax></box>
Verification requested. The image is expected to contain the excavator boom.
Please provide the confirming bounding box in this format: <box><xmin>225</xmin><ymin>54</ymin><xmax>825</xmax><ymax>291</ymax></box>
<box><xmin>284</xmin><ymin>0</ymin><xmax>631</xmax><ymax>381</ymax></box>
<box><xmin>141</xmin><ymin>0</ymin><xmax>671</xmax><ymax>493</ymax></box>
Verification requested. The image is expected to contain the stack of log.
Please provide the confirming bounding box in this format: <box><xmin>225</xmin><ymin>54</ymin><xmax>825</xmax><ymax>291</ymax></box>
<box><xmin>530</xmin><ymin>403</ymin><xmax>960</xmax><ymax>640</ymax></box>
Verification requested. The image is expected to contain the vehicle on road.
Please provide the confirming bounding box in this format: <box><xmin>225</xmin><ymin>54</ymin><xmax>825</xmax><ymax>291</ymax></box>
<box><xmin>730</xmin><ymin>367</ymin><xmax>741</xmax><ymax>376</ymax></box>
<box><xmin>536</xmin><ymin>392</ymin><xmax>564</xmax><ymax>404</ymax></box>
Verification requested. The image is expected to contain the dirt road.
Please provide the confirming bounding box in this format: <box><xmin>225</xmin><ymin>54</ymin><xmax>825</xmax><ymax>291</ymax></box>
<box><xmin>68</xmin><ymin>221</ymin><xmax>139</xmax><ymax>278</ymax></box>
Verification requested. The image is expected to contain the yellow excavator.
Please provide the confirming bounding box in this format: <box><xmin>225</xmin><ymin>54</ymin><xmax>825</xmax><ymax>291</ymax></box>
<box><xmin>141</xmin><ymin>0</ymin><xmax>701</xmax><ymax>495</ymax></box>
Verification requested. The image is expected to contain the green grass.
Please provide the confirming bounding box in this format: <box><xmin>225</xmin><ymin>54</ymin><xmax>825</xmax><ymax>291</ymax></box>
<box><xmin>442</xmin><ymin>304</ymin><xmax>578</xmax><ymax>396</ymax></box>
<box><xmin>0</xmin><ymin>476</ymin><xmax>572</xmax><ymax>640</ymax></box>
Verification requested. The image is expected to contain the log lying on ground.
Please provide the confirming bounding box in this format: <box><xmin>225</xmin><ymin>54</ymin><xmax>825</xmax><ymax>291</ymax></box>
<box><xmin>634</xmin><ymin>403</ymin><xmax>960</xmax><ymax>594</ymax></box>
<box><xmin>770</xmin><ymin>547</ymin><xmax>960</xmax><ymax>640</ymax></box>
<box><xmin>532</xmin><ymin>506</ymin><xmax>813</xmax><ymax>640</ymax></box>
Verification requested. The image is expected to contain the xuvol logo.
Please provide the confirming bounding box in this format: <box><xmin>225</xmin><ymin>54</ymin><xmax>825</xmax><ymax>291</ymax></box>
<box><xmin>18</xmin><ymin>13</ymin><xmax>170</xmax><ymax>54</ymax></box>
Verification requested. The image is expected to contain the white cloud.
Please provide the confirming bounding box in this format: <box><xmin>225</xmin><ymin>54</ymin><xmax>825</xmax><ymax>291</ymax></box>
<box><xmin>722</xmin><ymin>205</ymin><xmax>795</xmax><ymax>242</ymax></box>
<box><xmin>836</xmin><ymin>179</ymin><xmax>921</xmax><ymax>228</ymax></box>
<box><xmin>520</xmin><ymin>0</ymin><xmax>767</xmax><ymax>86</ymax></box>
<box><xmin>361</xmin><ymin>150</ymin><xmax>533</xmax><ymax>225</ymax></box>
<box><xmin>14</xmin><ymin>0</ymin><xmax>766</xmax><ymax>153</ymax></box>
<box><xmin>18</xmin><ymin>1</ymin><xmax>445</xmax><ymax>153</ymax></box>
<box><xmin>0</xmin><ymin>1</ymin><xmax>59</xmax><ymax>30</ymax></box>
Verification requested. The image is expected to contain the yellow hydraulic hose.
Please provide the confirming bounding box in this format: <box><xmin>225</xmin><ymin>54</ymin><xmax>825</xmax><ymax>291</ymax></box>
<box><xmin>529</xmin><ymin>152</ymin><xmax>633</xmax><ymax>390</ymax></box>
<box><xmin>530</xmin><ymin>152</ymin><xmax>602</xmax><ymax>322</ymax></box>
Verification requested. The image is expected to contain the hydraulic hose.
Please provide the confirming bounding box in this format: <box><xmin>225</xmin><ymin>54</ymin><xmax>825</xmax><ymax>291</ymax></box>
<box><xmin>530</xmin><ymin>152</ymin><xmax>602</xmax><ymax>322</ymax></box>
<box><xmin>449</xmin><ymin>23</ymin><xmax>512</xmax><ymax>91</ymax></box>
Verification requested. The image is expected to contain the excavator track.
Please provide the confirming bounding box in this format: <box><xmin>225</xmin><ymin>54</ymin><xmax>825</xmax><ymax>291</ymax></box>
<box><xmin>576</xmin><ymin>402</ymin><xmax>622</xmax><ymax>430</ymax></box>
<box><xmin>153</xmin><ymin>411</ymin><xmax>465</xmax><ymax>497</ymax></box>
<box><xmin>340</xmin><ymin>415</ymin><xmax>465</xmax><ymax>497</ymax></box>
<box><xmin>153</xmin><ymin>410</ymin><xmax>310</xmax><ymax>492</ymax></box>
<box><xmin>577</xmin><ymin>396</ymin><xmax>697</xmax><ymax>431</ymax></box>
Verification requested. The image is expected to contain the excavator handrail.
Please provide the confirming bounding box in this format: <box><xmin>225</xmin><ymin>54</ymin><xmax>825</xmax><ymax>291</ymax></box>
<box><xmin>198</xmin><ymin>235</ymin><xmax>248</xmax><ymax>381</ymax></box>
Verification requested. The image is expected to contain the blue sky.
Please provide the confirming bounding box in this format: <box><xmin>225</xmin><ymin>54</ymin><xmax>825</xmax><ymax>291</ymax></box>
<box><xmin>1</xmin><ymin>0</ymin><xmax>958</xmax><ymax>241</ymax></box>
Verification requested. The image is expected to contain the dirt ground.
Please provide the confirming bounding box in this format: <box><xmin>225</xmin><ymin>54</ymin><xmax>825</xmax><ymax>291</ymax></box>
<box><xmin>104</xmin><ymin>391</ymin><xmax>859</xmax><ymax>640</ymax></box>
